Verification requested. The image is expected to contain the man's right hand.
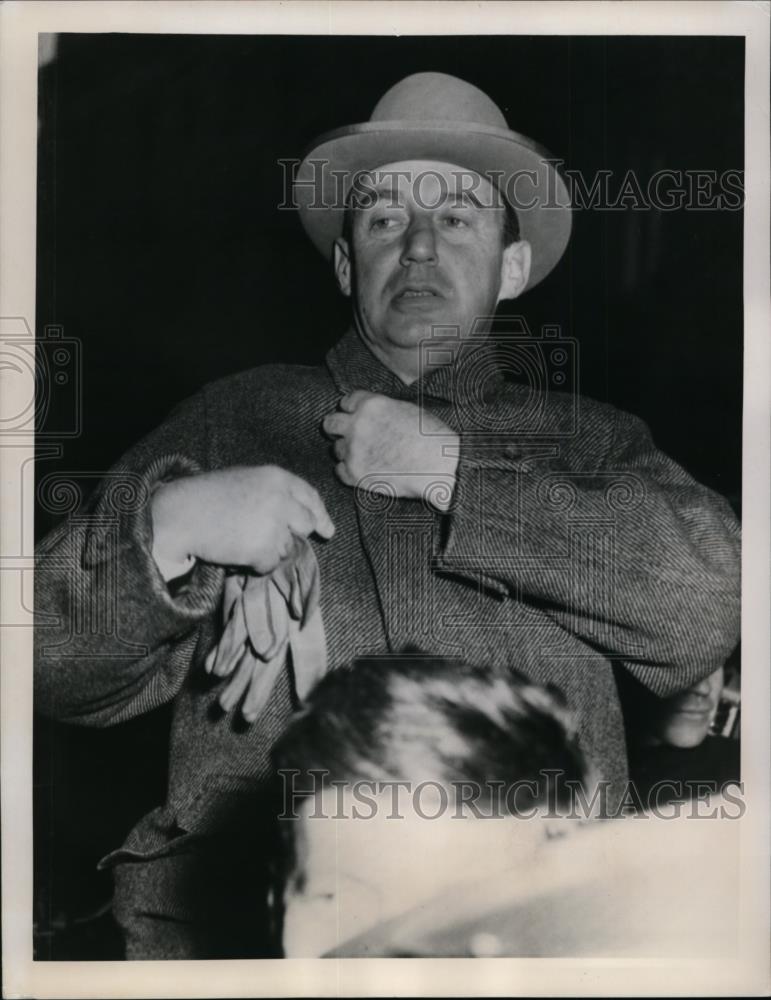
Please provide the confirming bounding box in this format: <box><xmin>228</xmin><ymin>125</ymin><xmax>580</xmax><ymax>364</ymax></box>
<box><xmin>151</xmin><ymin>465</ymin><xmax>335</xmax><ymax>576</ymax></box>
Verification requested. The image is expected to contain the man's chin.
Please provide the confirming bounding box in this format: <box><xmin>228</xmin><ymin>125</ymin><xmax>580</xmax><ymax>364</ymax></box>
<box><xmin>383</xmin><ymin>308</ymin><xmax>472</xmax><ymax>346</ymax></box>
<box><xmin>660</xmin><ymin>724</ymin><xmax>710</xmax><ymax>750</ymax></box>
<box><xmin>382</xmin><ymin>318</ymin><xmax>444</xmax><ymax>348</ymax></box>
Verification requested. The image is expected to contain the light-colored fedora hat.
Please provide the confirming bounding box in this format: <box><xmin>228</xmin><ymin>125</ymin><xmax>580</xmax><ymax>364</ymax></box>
<box><xmin>295</xmin><ymin>72</ymin><xmax>571</xmax><ymax>289</ymax></box>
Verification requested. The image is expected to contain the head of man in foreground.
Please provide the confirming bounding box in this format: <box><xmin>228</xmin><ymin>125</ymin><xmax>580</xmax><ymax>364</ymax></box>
<box><xmin>270</xmin><ymin>653</ymin><xmax>590</xmax><ymax>957</ymax></box>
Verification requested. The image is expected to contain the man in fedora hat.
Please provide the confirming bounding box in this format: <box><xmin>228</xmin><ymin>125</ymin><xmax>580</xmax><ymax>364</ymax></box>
<box><xmin>35</xmin><ymin>72</ymin><xmax>740</xmax><ymax>958</ymax></box>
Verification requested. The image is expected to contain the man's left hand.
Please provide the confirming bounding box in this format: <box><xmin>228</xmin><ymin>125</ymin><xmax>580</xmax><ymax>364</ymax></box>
<box><xmin>322</xmin><ymin>391</ymin><xmax>459</xmax><ymax>511</ymax></box>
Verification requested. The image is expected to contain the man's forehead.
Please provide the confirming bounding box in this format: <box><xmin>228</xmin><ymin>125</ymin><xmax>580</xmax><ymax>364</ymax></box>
<box><xmin>351</xmin><ymin>159</ymin><xmax>501</xmax><ymax>208</ymax></box>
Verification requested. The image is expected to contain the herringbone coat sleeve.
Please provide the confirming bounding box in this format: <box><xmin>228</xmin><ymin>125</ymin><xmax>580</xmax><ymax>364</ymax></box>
<box><xmin>437</xmin><ymin>405</ymin><xmax>741</xmax><ymax>696</ymax></box>
<box><xmin>34</xmin><ymin>390</ymin><xmax>224</xmax><ymax>726</ymax></box>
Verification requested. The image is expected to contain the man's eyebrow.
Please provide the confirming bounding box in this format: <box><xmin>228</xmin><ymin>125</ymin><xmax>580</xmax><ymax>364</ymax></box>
<box><xmin>370</xmin><ymin>185</ymin><xmax>402</xmax><ymax>202</ymax></box>
<box><xmin>349</xmin><ymin>182</ymin><xmax>403</xmax><ymax>209</ymax></box>
<box><xmin>445</xmin><ymin>191</ymin><xmax>487</xmax><ymax>210</ymax></box>
<box><xmin>349</xmin><ymin>181</ymin><xmax>496</xmax><ymax>210</ymax></box>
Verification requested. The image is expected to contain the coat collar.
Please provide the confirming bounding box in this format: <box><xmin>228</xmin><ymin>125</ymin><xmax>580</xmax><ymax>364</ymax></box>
<box><xmin>325</xmin><ymin>327</ymin><xmax>505</xmax><ymax>407</ymax></box>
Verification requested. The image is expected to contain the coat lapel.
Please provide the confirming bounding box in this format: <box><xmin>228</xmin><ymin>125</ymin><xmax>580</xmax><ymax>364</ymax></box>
<box><xmin>324</xmin><ymin>329</ymin><xmax>510</xmax><ymax>653</ymax></box>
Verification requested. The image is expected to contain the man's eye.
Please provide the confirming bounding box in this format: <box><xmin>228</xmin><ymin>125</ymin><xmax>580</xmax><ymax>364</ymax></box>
<box><xmin>369</xmin><ymin>215</ymin><xmax>402</xmax><ymax>233</ymax></box>
<box><xmin>370</xmin><ymin>217</ymin><xmax>399</xmax><ymax>231</ymax></box>
<box><xmin>444</xmin><ymin>215</ymin><xmax>468</xmax><ymax>228</ymax></box>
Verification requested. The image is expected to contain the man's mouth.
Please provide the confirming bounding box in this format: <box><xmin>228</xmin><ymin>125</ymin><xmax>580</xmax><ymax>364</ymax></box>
<box><xmin>671</xmin><ymin>697</ymin><xmax>713</xmax><ymax>715</ymax></box>
<box><xmin>392</xmin><ymin>285</ymin><xmax>443</xmax><ymax>307</ymax></box>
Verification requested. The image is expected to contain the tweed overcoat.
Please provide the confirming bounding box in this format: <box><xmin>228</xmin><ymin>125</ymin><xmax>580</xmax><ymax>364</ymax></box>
<box><xmin>34</xmin><ymin>328</ymin><xmax>741</xmax><ymax>957</ymax></box>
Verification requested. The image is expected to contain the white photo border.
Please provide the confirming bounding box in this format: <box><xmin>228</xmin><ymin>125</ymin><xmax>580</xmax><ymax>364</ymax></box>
<box><xmin>1</xmin><ymin>2</ymin><xmax>768</xmax><ymax>997</ymax></box>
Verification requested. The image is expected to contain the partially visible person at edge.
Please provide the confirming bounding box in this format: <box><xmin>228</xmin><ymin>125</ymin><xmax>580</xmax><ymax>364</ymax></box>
<box><xmin>34</xmin><ymin>72</ymin><xmax>741</xmax><ymax>958</ymax></box>
<box><xmin>623</xmin><ymin>665</ymin><xmax>741</xmax><ymax>808</ymax></box>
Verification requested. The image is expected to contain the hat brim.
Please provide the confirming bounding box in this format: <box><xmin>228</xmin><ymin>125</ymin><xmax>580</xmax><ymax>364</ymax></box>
<box><xmin>295</xmin><ymin>121</ymin><xmax>572</xmax><ymax>289</ymax></box>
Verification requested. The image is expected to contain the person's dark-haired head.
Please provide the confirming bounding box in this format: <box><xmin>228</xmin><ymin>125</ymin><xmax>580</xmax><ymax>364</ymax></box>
<box><xmin>270</xmin><ymin>652</ymin><xmax>591</xmax><ymax>956</ymax></box>
<box><xmin>274</xmin><ymin>652</ymin><xmax>585</xmax><ymax>795</ymax></box>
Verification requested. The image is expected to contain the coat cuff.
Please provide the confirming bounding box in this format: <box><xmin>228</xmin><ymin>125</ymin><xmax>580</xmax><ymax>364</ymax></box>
<box><xmin>434</xmin><ymin>437</ymin><xmax>526</xmax><ymax>598</ymax></box>
<box><xmin>83</xmin><ymin>453</ymin><xmax>224</xmax><ymax>643</ymax></box>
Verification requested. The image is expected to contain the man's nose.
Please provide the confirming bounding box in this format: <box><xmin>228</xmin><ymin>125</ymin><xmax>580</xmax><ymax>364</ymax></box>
<box><xmin>690</xmin><ymin>675</ymin><xmax>713</xmax><ymax>696</ymax></box>
<box><xmin>399</xmin><ymin>219</ymin><xmax>438</xmax><ymax>266</ymax></box>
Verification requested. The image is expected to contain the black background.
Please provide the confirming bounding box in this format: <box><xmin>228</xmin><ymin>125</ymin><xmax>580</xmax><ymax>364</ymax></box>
<box><xmin>34</xmin><ymin>33</ymin><xmax>744</xmax><ymax>957</ymax></box>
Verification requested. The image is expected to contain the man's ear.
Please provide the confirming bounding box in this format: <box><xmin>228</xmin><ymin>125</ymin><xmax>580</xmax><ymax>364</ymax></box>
<box><xmin>334</xmin><ymin>237</ymin><xmax>352</xmax><ymax>297</ymax></box>
<box><xmin>497</xmin><ymin>240</ymin><xmax>532</xmax><ymax>302</ymax></box>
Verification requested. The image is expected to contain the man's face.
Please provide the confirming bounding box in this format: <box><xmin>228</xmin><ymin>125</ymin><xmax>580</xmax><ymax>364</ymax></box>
<box><xmin>333</xmin><ymin>160</ymin><xmax>531</xmax><ymax>382</ymax></box>
<box><xmin>280</xmin><ymin>787</ymin><xmax>546</xmax><ymax>957</ymax></box>
<box><xmin>654</xmin><ymin>667</ymin><xmax>724</xmax><ymax>749</ymax></box>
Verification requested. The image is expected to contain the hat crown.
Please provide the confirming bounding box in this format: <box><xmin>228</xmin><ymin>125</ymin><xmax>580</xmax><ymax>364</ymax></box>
<box><xmin>370</xmin><ymin>72</ymin><xmax>509</xmax><ymax>130</ymax></box>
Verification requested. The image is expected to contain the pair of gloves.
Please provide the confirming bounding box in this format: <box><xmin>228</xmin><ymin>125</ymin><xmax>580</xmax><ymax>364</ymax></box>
<box><xmin>204</xmin><ymin>536</ymin><xmax>327</xmax><ymax>722</ymax></box>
